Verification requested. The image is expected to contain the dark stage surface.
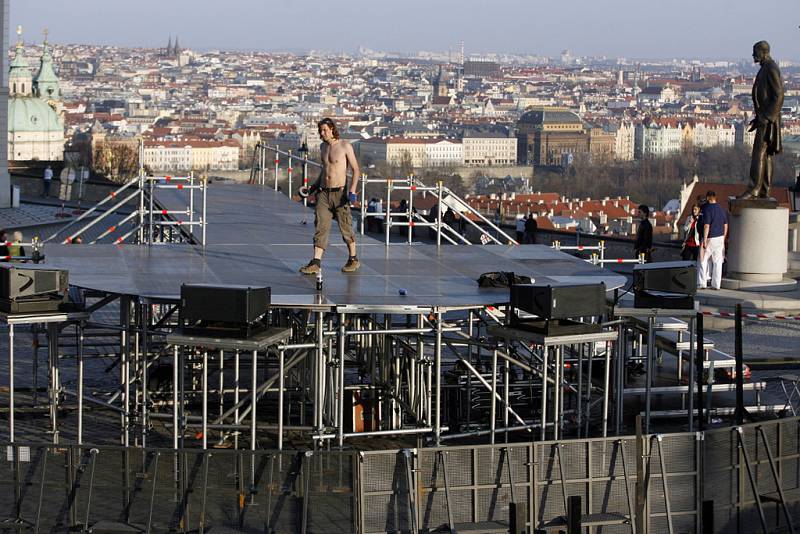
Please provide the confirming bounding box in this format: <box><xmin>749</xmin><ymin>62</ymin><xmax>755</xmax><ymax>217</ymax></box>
<box><xmin>43</xmin><ymin>184</ymin><xmax>626</xmax><ymax>308</ymax></box>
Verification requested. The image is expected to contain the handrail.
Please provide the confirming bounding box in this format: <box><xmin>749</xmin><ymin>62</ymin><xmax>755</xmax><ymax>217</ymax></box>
<box><xmin>258</xmin><ymin>143</ymin><xmax>518</xmax><ymax>247</ymax></box>
<box><xmin>62</xmin><ymin>189</ymin><xmax>142</xmax><ymax>244</ymax></box>
<box><xmin>413</xmin><ymin>177</ymin><xmax>518</xmax><ymax>245</ymax></box>
<box><xmin>43</xmin><ymin>176</ymin><xmax>140</xmax><ymax>243</ymax></box>
<box><xmin>90</xmin><ymin>211</ymin><xmax>139</xmax><ymax>244</ymax></box>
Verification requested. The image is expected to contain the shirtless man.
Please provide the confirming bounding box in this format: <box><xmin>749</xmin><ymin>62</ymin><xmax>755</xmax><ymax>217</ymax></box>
<box><xmin>299</xmin><ymin>118</ymin><xmax>361</xmax><ymax>274</ymax></box>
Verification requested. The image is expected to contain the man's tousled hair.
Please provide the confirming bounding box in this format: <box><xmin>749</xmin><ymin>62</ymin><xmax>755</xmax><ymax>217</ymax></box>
<box><xmin>317</xmin><ymin>118</ymin><xmax>340</xmax><ymax>140</ymax></box>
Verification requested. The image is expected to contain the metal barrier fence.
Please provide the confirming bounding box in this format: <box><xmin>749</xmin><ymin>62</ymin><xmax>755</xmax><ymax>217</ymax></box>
<box><xmin>2</xmin><ymin>416</ymin><xmax>799</xmax><ymax>533</ymax></box>
<box><xmin>0</xmin><ymin>446</ymin><xmax>356</xmax><ymax>533</ymax></box>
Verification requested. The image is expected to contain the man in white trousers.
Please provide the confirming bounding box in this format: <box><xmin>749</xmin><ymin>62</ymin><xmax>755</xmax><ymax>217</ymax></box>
<box><xmin>697</xmin><ymin>190</ymin><xmax>728</xmax><ymax>290</ymax></box>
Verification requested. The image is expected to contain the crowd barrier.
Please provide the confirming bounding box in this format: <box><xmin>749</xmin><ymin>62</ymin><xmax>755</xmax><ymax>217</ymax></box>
<box><xmin>2</xmin><ymin>416</ymin><xmax>798</xmax><ymax>533</ymax></box>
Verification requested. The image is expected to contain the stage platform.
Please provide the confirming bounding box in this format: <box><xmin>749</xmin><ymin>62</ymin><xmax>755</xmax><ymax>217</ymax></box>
<box><xmin>43</xmin><ymin>183</ymin><xmax>625</xmax><ymax>308</ymax></box>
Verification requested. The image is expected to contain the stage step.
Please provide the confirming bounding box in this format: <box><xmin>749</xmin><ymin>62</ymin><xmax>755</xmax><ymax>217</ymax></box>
<box><xmin>624</xmin><ymin>381</ymin><xmax>766</xmax><ymax>396</ymax></box>
<box><xmin>542</xmin><ymin>512</ymin><xmax>629</xmax><ymax>529</ymax></box>
<box><xmin>642</xmin><ymin>405</ymin><xmax>786</xmax><ymax>418</ymax></box>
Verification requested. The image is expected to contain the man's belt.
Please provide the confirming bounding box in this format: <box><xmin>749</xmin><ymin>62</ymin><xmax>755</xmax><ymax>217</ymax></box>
<box><xmin>320</xmin><ymin>186</ymin><xmax>343</xmax><ymax>193</ymax></box>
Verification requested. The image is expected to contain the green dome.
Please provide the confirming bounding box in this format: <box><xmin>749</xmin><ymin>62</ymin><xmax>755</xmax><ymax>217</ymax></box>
<box><xmin>8</xmin><ymin>96</ymin><xmax>62</xmax><ymax>133</ymax></box>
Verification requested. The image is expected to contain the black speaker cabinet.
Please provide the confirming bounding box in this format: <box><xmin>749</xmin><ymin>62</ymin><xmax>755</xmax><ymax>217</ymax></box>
<box><xmin>180</xmin><ymin>284</ymin><xmax>270</xmax><ymax>337</ymax></box>
<box><xmin>0</xmin><ymin>265</ymin><xmax>69</xmax><ymax>313</ymax></box>
<box><xmin>0</xmin><ymin>265</ymin><xmax>68</xmax><ymax>299</ymax></box>
<box><xmin>510</xmin><ymin>282</ymin><xmax>606</xmax><ymax>320</ymax></box>
<box><xmin>634</xmin><ymin>291</ymin><xmax>695</xmax><ymax>310</ymax></box>
<box><xmin>633</xmin><ymin>261</ymin><xmax>696</xmax><ymax>296</ymax></box>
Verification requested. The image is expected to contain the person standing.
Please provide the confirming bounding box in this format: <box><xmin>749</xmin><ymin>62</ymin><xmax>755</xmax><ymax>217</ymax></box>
<box><xmin>42</xmin><ymin>165</ymin><xmax>53</xmax><ymax>198</ymax></box>
<box><xmin>681</xmin><ymin>204</ymin><xmax>701</xmax><ymax>261</ymax></box>
<box><xmin>8</xmin><ymin>231</ymin><xmax>25</xmax><ymax>261</ymax></box>
<box><xmin>299</xmin><ymin>118</ymin><xmax>361</xmax><ymax>274</ymax></box>
<box><xmin>634</xmin><ymin>204</ymin><xmax>653</xmax><ymax>262</ymax></box>
<box><xmin>366</xmin><ymin>197</ymin><xmax>377</xmax><ymax>232</ymax></box>
<box><xmin>515</xmin><ymin>215</ymin><xmax>525</xmax><ymax>243</ymax></box>
<box><xmin>0</xmin><ymin>229</ymin><xmax>9</xmax><ymax>260</ymax></box>
<box><xmin>697</xmin><ymin>191</ymin><xmax>728</xmax><ymax>290</ymax></box>
<box><xmin>524</xmin><ymin>213</ymin><xmax>538</xmax><ymax>244</ymax></box>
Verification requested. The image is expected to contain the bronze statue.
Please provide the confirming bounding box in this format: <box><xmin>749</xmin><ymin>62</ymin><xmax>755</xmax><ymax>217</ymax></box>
<box><xmin>739</xmin><ymin>41</ymin><xmax>784</xmax><ymax>200</ymax></box>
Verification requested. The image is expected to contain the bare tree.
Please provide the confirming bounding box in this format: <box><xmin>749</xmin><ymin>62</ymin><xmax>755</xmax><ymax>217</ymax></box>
<box><xmin>93</xmin><ymin>142</ymin><xmax>140</xmax><ymax>183</ymax></box>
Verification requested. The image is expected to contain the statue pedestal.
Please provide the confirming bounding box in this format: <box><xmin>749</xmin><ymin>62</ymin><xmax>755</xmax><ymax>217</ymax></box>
<box><xmin>726</xmin><ymin>201</ymin><xmax>789</xmax><ymax>285</ymax></box>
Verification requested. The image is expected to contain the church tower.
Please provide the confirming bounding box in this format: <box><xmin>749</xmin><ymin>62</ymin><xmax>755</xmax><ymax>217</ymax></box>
<box><xmin>434</xmin><ymin>65</ymin><xmax>448</xmax><ymax>98</ymax></box>
<box><xmin>34</xmin><ymin>30</ymin><xmax>61</xmax><ymax>105</ymax></box>
<box><xmin>9</xmin><ymin>27</ymin><xmax>32</xmax><ymax>97</ymax></box>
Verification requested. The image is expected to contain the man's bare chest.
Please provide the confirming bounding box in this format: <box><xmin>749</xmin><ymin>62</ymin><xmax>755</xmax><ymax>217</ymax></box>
<box><xmin>323</xmin><ymin>144</ymin><xmax>347</xmax><ymax>166</ymax></box>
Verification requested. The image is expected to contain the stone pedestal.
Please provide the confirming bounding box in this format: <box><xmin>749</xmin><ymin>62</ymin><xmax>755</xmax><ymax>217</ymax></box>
<box><xmin>727</xmin><ymin>203</ymin><xmax>788</xmax><ymax>283</ymax></box>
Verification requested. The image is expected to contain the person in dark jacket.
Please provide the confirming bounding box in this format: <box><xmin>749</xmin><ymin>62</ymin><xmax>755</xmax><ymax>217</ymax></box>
<box><xmin>524</xmin><ymin>214</ymin><xmax>538</xmax><ymax>244</ymax></box>
<box><xmin>681</xmin><ymin>204</ymin><xmax>701</xmax><ymax>261</ymax></box>
<box><xmin>0</xmin><ymin>230</ymin><xmax>8</xmax><ymax>260</ymax></box>
<box><xmin>634</xmin><ymin>204</ymin><xmax>653</xmax><ymax>262</ymax></box>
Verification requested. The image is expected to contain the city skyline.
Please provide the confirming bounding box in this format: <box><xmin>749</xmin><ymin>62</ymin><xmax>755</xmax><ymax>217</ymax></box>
<box><xmin>10</xmin><ymin>0</ymin><xmax>800</xmax><ymax>61</ymax></box>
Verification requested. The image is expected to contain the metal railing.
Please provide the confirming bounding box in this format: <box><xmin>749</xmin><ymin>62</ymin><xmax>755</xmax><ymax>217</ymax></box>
<box><xmin>43</xmin><ymin>171</ymin><xmax>208</xmax><ymax>246</ymax></box>
<box><xmin>552</xmin><ymin>240</ymin><xmax>647</xmax><ymax>265</ymax></box>
<box><xmin>252</xmin><ymin>144</ymin><xmax>518</xmax><ymax>247</ymax></box>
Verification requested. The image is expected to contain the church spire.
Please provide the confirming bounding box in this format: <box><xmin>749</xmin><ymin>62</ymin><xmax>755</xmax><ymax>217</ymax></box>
<box><xmin>173</xmin><ymin>36</ymin><xmax>180</xmax><ymax>55</ymax></box>
<box><xmin>34</xmin><ymin>28</ymin><xmax>61</xmax><ymax>102</ymax></box>
<box><xmin>9</xmin><ymin>26</ymin><xmax>33</xmax><ymax>97</ymax></box>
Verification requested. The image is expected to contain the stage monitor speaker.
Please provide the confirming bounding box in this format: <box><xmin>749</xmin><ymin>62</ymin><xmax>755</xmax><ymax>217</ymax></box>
<box><xmin>510</xmin><ymin>282</ymin><xmax>606</xmax><ymax>320</ymax></box>
<box><xmin>634</xmin><ymin>291</ymin><xmax>695</xmax><ymax>310</ymax></box>
<box><xmin>180</xmin><ymin>284</ymin><xmax>270</xmax><ymax>325</ymax></box>
<box><xmin>0</xmin><ymin>265</ymin><xmax>68</xmax><ymax>299</ymax></box>
<box><xmin>633</xmin><ymin>261</ymin><xmax>696</xmax><ymax>296</ymax></box>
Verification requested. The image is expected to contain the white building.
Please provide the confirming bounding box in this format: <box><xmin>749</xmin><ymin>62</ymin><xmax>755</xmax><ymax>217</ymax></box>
<box><xmin>613</xmin><ymin>122</ymin><xmax>635</xmax><ymax>161</ymax></box>
<box><xmin>142</xmin><ymin>140</ymin><xmax>240</xmax><ymax>172</ymax></box>
<box><xmin>690</xmin><ymin>121</ymin><xmax>735</xmax><ymax>148</ymax></box>
<box><xmin>424</xmin><ymin>139</ymin><xmax>463</xmax><ymax>167</ymax></box>
<box><xmin>462</xmin><ymin>131</ymin><xmax>517</xmax><ymax>166</ymax></box>
<box><xmin>359</xmin><ymin>137</ymin><xmax>464</xmax><ymax>167</ymax></box>
<box><xmin>635</xmin><ymin>120</ymin><xmax>684</xmax><ymax>158</ymax></box>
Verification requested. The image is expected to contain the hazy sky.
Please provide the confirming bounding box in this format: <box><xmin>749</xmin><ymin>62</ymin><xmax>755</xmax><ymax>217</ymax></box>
<box><xmin>11</xmin><ymin>0</ymin><xmax>800</xmax><ymax>60</ymax></box>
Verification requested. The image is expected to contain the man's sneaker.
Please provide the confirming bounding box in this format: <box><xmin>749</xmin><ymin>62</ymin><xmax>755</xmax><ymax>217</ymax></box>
<box><xmin>341</xmin><ymin>257</ymin><xmax>360</xmax><ymax>273</ymax></box>
<box><xmin>299</xmin><ymin>259</ymin><xmax>321</xmax><ymax>275</ymax></box>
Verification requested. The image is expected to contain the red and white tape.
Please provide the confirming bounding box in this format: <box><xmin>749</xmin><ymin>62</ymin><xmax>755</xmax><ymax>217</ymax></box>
<box><xmin>702</xmin><ymin>310</ymin><xmax>800</xmax><ymax>321</ymax></box>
